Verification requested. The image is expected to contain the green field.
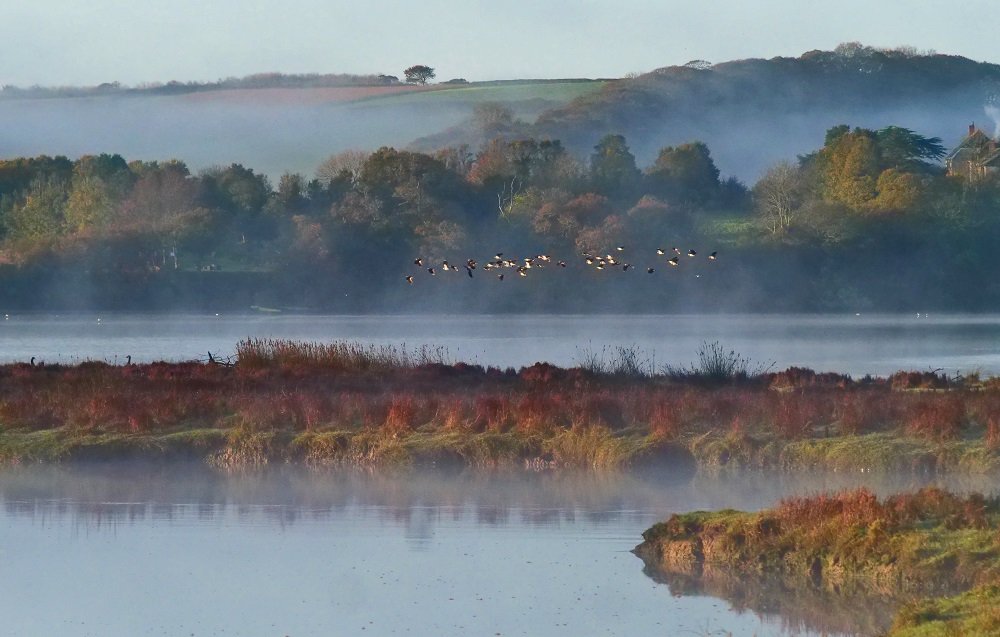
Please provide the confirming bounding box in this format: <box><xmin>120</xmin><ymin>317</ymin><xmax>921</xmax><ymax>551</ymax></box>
<box><xmin>354</xmin><ymin>80</ymin><xmax>608</xmax><ymax>106</ymax></box>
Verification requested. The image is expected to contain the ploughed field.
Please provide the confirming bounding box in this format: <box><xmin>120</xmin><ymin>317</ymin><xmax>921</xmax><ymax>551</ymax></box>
<box><xmin>1</xmin><ymin>339</ymin><xmax>999</xmax><ymax>472</ymax></box>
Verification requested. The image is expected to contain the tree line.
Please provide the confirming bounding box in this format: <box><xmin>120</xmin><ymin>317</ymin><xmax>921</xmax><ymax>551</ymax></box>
<box><xmin>0</xmin><ymin>123</ymin><xmax>997</xmax><ymax>311</ymax></box>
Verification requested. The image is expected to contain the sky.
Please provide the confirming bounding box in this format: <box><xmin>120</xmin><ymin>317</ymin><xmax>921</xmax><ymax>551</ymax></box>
<box><xmin>2</xmin><ymin>0</ymin><xmax>998</xmax><ymax>86</ymax></box>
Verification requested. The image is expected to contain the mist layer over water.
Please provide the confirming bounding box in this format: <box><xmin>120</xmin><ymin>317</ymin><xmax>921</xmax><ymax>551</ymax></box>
<box><xmin>1</xmin><ymin>465</ymin><xmax>994</xmax><ymax>637</ymax></box>
<box><xmin>2</xmin><ymin>313</ymin><xmax>1000</xmax><ymax>376</ymax></box>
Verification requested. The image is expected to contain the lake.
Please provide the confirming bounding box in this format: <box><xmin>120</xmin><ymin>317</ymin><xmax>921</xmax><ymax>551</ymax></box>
<box><xmin>1</xmin><ymin>465</ymin><xmax>995</xmax><ymax>637</ymax></box>
<box><xmin>1</xmin><ymin>313</ymin><xmax>1000</xmax><ymax>377</ymax></box>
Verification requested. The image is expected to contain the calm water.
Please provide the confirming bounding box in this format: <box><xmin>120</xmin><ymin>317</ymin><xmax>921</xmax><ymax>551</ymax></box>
<box><xmin>2</xmin><ymin>313</ymin><xmax>1000</xmax><ymax>376</ymax></box>
<box><xmin>1</xmin><ymin>466</ymin><xmax>995</xmax><ymax>637</ymax></box>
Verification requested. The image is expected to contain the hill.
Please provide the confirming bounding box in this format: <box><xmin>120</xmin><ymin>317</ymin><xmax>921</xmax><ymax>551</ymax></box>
<box><xmin>415</xmin><ymin>45</ymin><xmax>1000</xmax><ymax>181</ymax></box>
<box><xmin>0</xmin><ymin>79</ymin><xmax>605</xmax><ymax>180</ymax></box>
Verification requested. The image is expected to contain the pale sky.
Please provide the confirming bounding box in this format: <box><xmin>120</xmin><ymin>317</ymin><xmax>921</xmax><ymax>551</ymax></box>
<box><xmin>2</xmin><ymin>0</ymin><xmax>997</xmax><ymax>86</ymax></box>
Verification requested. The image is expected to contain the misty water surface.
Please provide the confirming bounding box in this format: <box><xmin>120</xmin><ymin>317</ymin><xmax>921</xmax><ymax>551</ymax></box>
<box><xmin>2</xmin><ymin>313</ymin><xmax>1000</xmax><ymax>376</ymax></box>
<box><xmin>2</xmin><ymin>465</ymin><xmax>995</xmax><ymax>637</ymax></box>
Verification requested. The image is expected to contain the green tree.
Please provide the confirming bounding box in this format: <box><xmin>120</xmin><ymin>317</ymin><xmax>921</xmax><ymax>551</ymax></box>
<box><xmin>645</xmin><ymin>141</ymin><xmax>721</xmax><ymax>204</ymax></box>
<box><xmin>404</xmin><ymin>65</ymin><xmax>435</xmax><ymax>84</ymax></box>
<box><xmin>7</xmin><ymin>176</ymin><xmax>67</xmax><ymax>242</ymax></box>
<box><xmin>589</xmin><ymin>134</ymin><xmax>640</xmax><ymax>199</ymax></box>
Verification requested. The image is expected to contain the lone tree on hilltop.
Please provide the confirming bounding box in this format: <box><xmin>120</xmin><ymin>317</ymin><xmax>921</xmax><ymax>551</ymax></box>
<box><xmin>404</xmin><ymin>65</ymin><xmax>436</xmax><ymax>84</ymax></box>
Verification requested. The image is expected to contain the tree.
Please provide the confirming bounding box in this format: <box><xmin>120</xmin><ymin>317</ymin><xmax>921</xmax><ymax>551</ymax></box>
<box><xmin>589</xmin><ymin>134</ymin><xmax>640</xmax><ymax>199</ymax></box>
<box><xmin>754</xmin><ymin>161</ymin><xmax>805</xmax><ymax>235</ymax></box>
<box><xmin>404</xmin><ymin>65</ymin><xmax>435</xmax><ymax>84</ymax></box>
<box><xmin>645</xmin><ymin>141</ymin><xmax>721</xmax><ymax>204</ymax></box>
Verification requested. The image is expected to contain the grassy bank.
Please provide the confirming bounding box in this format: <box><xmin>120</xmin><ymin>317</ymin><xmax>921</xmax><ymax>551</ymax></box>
<box><xmin>0</xmin><ymin>339</ymin><xmax>999</xmax><ymax>471</ymax></box>
<box><xmin>635</xmin><ymin>488</ymin><xmax>1000</xmax><ymax>636</ymax></box>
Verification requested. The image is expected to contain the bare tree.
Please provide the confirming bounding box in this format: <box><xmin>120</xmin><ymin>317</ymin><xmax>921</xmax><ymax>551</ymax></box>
<box><xmin>754</xmin><ymin>161</ymin><xmax>804</xmax><ymax>235</ymax></box>
<box><xmin>315</xmin><ymin>150</ymin><xmax>369</xmax><ymax>185</ymax></box>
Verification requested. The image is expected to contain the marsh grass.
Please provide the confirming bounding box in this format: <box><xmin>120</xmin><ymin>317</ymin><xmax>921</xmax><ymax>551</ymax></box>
<box><xmin>0</xmin><ymin>340</ymin><xmax>999</xmax><ymax>471</ymax></box>
<box><xmin>235</xmin><ymin>338</ymin><xmax>448</xmax><ymax>371</ymax></box>
<box><xmin>664</xmin><ymin>340</ymin><xmax>775</xmax><ymax>383</ymax></box>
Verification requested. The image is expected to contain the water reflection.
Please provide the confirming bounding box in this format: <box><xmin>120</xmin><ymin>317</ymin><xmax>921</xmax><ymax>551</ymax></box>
<box><xmin>1</xmin><ymin>465</ymin><xmax>996</xmax><ymax>637</ymax></box>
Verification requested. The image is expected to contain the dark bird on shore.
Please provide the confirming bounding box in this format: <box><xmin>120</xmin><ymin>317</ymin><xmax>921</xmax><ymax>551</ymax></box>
<box><xmin>126</xmin><ymin>355</ymin><xmax>132</xmax><ymax>366</ymax></box>
<box><xmin>427</xmin><ymin>267</ymin><xmax>436</xmax><ymax>276</ymax></box>
<box><xmin>405</xmin><ymin>275</ymin><xmax>414</xmax><ymax>284</ymax></box>
<box><xmin>208</xmin><ymin>351</ymin><xmax>215</xmax><ymax>364</ymax></box>
<box><xmin>647</xmin><ymin>267</ymin><xmax>655</xmax><ymax>274</ymax></box>
<box><xmin>687</xmin><ymin>249</ymin><xmax>697</xmax><ymax>257</ymax></box>
<box><xmin>668</xmin><ymin>257</ymin><xmax>679</xmax><ymax>266</ymax></box>
<box><xmin>414</xmin><ymin>257</ymin><xmax>423</xmax><ymax>266</ymax></box>
<box><xmin>708</xmin><ymin>251</ymin><xmax>718</xmax><ymax>260</ymax></box>
<box><xmin>30</xmin><ymin>356</ymin><xmax>35</xmax><ymax>366</ymax></box>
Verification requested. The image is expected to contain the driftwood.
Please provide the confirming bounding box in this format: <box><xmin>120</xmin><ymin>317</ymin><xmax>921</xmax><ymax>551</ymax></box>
<box><xmin>205</xmin><ymin>351</ymin><xmax>235</xmax><ymax>367</ymax></box>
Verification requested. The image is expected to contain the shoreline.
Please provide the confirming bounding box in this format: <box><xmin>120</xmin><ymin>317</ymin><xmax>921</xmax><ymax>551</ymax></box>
<box><xmin>634</xmin><ymin>488</ymin><xmax>1000</xmax><ymax>636</ymax></box>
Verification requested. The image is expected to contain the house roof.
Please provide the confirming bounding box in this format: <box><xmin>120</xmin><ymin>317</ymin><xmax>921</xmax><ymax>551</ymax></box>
<box><xmin>946</xmin><ymin>128</ymin><xmax>993</xmax><ymax>160</ymax></box>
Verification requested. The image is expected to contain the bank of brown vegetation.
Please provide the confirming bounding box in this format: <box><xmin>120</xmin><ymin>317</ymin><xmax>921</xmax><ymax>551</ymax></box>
<box><xmin>0</xmin><ymin>340</ymin><xmax>998</xmax><ymax>470</ymax></box>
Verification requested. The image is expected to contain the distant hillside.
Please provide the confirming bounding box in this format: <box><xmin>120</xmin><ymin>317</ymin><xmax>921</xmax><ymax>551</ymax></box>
<box><xmin>415</xmin><ymin>45</ymin><xmax>1000</xmax><ymax>181</ymax></box>
<box><xmin>0</xmin><ymin>79</ymin><xmax>604</xmax><ymax>180</ymax></box>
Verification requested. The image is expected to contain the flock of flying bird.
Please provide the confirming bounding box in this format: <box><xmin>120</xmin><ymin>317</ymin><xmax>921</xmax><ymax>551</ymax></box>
<box><xmin>405</xmin><ymin>246</ymin><xmax>718</xmax><ymax>284</ymax></box>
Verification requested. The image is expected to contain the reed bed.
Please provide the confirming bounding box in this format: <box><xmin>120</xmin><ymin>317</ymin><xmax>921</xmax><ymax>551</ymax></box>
<box><xmin>235</xmin><ymin>338</ymin><xmax>448</xmax><ymax>371</ymax></box>
<box><xmin>0</xmin><ymin>340</ymin><xmax>999</xmax><ymax>470</ymax></box>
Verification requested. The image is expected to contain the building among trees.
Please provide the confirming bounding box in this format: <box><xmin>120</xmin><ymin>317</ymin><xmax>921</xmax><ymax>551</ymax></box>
<box><xmin>946</xmin><ymin>124</ymin><xmax>1000</xmax><ymax>182</ymax></box>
